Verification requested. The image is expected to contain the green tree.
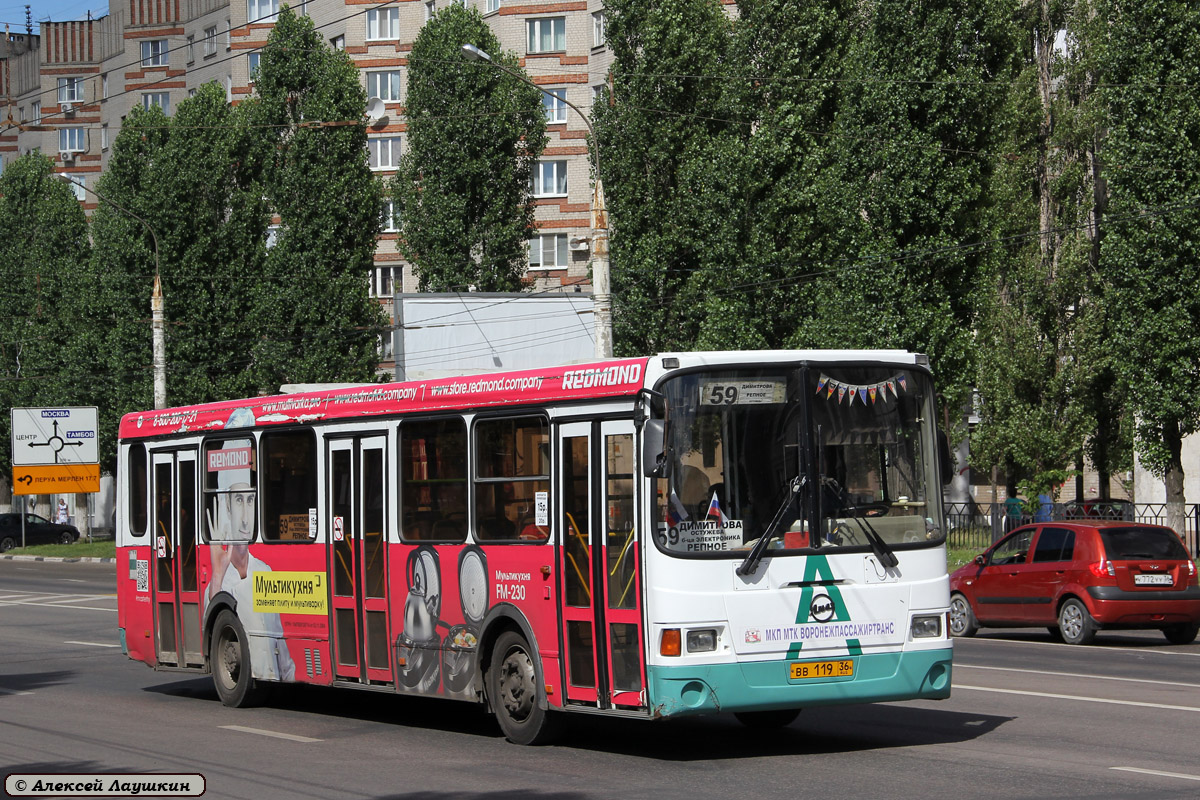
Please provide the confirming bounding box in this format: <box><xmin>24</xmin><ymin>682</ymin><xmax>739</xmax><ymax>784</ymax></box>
<box><xmin>594</xmin><ymin>0</ymin><xmax>736</xmax><ymax>355</ymax></box>
<box><xmin>395</xmin><ymin>4</ymin><xmax>547</xmax><ymax>292</ymax></box>
<box><xmin>247</xmin><ymin>7</ymin><xmax>388</xmax><ymax>389</ymax></box>
<box><xmin>794</xmin><ymin>0</ymin><xmax>1020</xmax><ymax>416</ymax></box>
<box><xmin>971</xmin><ymin>0</ymin><xmax>1110</xmax><ymax>497</ymax></box>
<box><xmin>1098</xmin><ymin>0</ymin><xmax>1200</xmax><ymax>526</ymax></box>
<box><xmin>0</xmin><ymin>154</ymin><xmax>90</xmax><ymax>474</ymax></box>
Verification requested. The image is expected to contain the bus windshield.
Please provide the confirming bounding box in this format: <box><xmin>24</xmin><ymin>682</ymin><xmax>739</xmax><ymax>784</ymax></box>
<box><xmin>654</xmin><ymin>364</ymin><xmax>944</xmax><ymax>557</ymax></box>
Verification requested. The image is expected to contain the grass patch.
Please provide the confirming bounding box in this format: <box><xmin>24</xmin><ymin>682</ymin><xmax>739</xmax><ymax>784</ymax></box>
<box><xmin>7</xmin><ymin>539</ymin><xmax>117</xmax><ymax>559</ymax></box>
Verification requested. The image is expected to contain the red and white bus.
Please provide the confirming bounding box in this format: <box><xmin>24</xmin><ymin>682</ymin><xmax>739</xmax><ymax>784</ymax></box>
<box><xmin>116</xmin><ymin>350</ymin><xmax>954</xmax><ymax>743</ymax></box>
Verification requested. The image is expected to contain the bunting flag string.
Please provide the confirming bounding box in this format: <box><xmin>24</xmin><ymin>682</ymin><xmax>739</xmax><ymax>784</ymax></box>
<box><xmin>816</xmin><ymin>373</ymin><xmax>910</xmax><ymax>406</ymax></box>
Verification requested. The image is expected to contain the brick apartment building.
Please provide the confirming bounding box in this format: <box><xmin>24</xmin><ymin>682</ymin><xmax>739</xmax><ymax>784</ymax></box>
<box><xmin>0</xmin><ymin>0</ymin><xmax>613</xmax><ymax>371</ymax></box>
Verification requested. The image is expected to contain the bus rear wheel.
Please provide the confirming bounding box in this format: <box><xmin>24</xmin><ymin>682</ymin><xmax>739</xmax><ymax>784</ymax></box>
<box><xmin>211</xmin><ymin>610</ymin><xmax>263</xmax><ymax>708</ymax></box>
<box><xmin>488</xmin><ymin>631</ymin><xmax>560</xmax><ymax>745</ymax></box>
<box><xmin>735</xmin><ymin>709</ymin><xmax>801</xmax><ymax>729</ymax></box>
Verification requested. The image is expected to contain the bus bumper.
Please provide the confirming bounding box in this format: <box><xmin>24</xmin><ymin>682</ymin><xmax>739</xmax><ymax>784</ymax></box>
<box><xmin>646</xmin><ymin>647</ymin><xmax>953</xmax><ymax>718</ymax></box>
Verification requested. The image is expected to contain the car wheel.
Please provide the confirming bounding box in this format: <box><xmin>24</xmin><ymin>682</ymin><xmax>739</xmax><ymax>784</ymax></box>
<box><xmin>210</xmin><ymin>610</ymin><xmax>264</xmax><ymax>708</ymax></box>
<box><xmin>735</xmin><ymin>709</ymin><xmax>802</xmax><ymax>728</ymax></box>
<box><xmin>1161</xmin><ymin>623</ymin><xmax>1199</xmax><ymax>645</ymax></box>
<box><xmin>59</xmin><ymin>531</ymin><xmax>74</xmax><ymax>545</ymax></box>
<box><xmin>0</xmin><ymin>535</ymin><xmax>15</xmax><ymax>553</ymax></box>
<box><xmin>488</xmin><ymin>630</ymin><xmax>561</xmax><ymax>745</ymax></box>
<box><xmin>949</xmin><ymin>593</ymin><xmax>978</xmax><ymax>637</ymax></box>
<box><xmin>1057</xmin><ymin>598</ymin><xmax>1097</xmax><ymax>645</ymax></box>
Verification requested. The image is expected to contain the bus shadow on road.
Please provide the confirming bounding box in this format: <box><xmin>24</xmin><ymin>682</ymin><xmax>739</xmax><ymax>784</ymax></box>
<box><xmin>144</xmin><ymin>675</ymin><xmax>1011</xmax><ymax>758</ymax></box>
<box><xmin>557</xmin><ymin>704</ymin><xmax>1013</xmax><ymax>761</ymax></box>
<box><xmin>0</xmin><ymin>670</ymin><xmax>76</xmax><ymax>695</ymax></box>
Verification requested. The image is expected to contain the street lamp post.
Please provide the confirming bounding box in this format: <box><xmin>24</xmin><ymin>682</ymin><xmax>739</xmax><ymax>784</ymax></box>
<box><xmin>60</xmin><ymin>175</ymin><xmax>167</xmax><ymax>409</ymax></box>
<box><xmin>461</xmin><ymin>43</ymin><xmax>613</xmax><ymax>359</ymax></box>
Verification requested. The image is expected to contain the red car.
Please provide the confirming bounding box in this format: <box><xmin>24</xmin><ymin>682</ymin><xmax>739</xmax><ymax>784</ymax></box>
<box><xmin>950</xmin><ymin>521</ymin><xmax>1200</xmax><ymax>645</ymax></box>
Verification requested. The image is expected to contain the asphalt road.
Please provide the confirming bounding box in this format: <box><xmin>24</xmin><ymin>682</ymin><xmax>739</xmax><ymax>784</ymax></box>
<box><xmin>2</xmin><ymin>558</ymin><xmax>1198</xmax><ymax>800</ymax></box>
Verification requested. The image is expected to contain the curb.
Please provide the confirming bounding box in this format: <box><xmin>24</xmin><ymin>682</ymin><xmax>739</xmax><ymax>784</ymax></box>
<box><xmin>1</xmin><ymin>554</ymin><xmax>117</xmax><ymax>564</ymax></box>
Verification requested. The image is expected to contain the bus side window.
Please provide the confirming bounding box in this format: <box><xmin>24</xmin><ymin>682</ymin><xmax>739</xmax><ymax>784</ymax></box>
<box><xmin>473</xmin><ymin>416</ymin><xmax>550</xmax><ymax>542</ymax></box>
<box><xmin>128</xmin><ymin>442</ymin><xmax>148</xmax><ymax>536</ymax></box>
<box><xmin>401</xmin><ymin>418</ymin><xmax>468</xmax><ymax>543</ymax></box>
<box><xmin>260</xmin><ymin>430</ymin><xmax>317</xmax><ymax>541</ymax></box>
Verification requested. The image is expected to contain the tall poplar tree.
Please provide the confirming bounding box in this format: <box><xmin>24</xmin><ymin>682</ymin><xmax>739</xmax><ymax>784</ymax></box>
<box><xmin>1098</xmin><ymin>0</ymin><xmax>1200</xmax><ymax>529</ymax></box>
<box><xmin>395</xmin><ymin>4</ymin><xmax>546</xmax><ymax>292</ymax></box>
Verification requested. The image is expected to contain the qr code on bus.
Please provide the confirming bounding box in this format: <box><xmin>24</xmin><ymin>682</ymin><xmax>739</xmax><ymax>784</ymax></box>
<box><xmin>136</xmin><ymin>559</ymin><xmax>149</xmax><ymax>593</ymax></box>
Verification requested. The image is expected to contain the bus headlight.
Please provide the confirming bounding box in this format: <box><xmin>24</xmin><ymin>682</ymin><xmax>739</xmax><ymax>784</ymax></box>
<box><xmin>686</xmin><ymin>629</ymin><xmax>717</xmax><ymax>653</ymax></box>
<box><xmin>911</xmin><ymin>615</ymin><xmax>942</xmax><ymax>639</ymax></box>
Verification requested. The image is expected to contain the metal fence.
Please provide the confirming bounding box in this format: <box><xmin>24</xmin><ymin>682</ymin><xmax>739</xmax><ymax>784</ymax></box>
<box><xmin>945</xmin><ymin>501</ymin><xmax>1200</xmax><ymax>558</ymax></box>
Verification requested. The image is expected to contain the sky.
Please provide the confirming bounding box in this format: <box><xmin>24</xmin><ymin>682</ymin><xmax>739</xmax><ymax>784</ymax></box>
<box><xmin>0</xmin><ymin>0</ymin><xmax>110</xmax><ymax>35</ymax></box>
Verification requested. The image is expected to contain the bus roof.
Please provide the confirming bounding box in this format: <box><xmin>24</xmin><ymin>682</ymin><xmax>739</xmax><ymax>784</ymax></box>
<box><xmin>118</xmin><ymin>349</ymin><xmax>928</xmax><ymax>441</ymax></box>
<box><xmin>118</xmin><ymin>358</ymin><xmax>650</xmax><ymax>440</ymax></box>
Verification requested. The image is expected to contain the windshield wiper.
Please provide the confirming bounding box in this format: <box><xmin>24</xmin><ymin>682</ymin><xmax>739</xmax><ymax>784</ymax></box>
<box><xmin>838</xmin><ymin>510</ymin><xmax>899</xmax><ymax>569</ymax></box>
<box><xmin>737</xmin><ymin>476</ymin><xmax>805</xmax><ymax>577</ymax></box>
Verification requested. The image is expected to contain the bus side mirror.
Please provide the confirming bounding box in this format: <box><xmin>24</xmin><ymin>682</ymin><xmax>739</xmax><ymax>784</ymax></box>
<box><xmin>642</xmin><ymin>419</ymin><xmax>671</xmax><ymax>478</ymax></box>
<box><xmin>937</xmin><ymin>429</ymin><xmax>954</xmax><ymax>486</ymax></box>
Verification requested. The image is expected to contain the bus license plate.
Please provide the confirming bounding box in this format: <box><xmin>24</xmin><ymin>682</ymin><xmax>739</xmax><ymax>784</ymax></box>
<box><xmin>789</xmin><ymin>659</ymin><xmax>854</xmax><ymax>680</ymax></box>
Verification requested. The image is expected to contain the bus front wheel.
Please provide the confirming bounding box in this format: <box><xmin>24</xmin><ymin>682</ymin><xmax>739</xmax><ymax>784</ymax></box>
<box><xmin>488</xmin><ymin>630</ymin><xmax>561</xmax><ymax>745</ymax></box>
<box><xmin>211</xmin><ymin>610</ymin><xmax>263</xmax><ymax>708</ymax></box>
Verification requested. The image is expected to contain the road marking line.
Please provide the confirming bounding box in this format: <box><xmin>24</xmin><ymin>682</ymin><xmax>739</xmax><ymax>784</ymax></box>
<box><xmin>63</xmin><ymin>579</ymin><xmax>87</xmax><ymax>582</ymax></box>
<box><xmin>64</xmin><ymin>640</ymin><xmax>120</xmax><ymax>648</ymax></box>
<box><xmin>955</xmin><ymin>684</ymin><xmax>1200</xmax><ymax>713</ymax></box>
<box><xmin>0</xmin><ymin>601</ymin><xmax>116</xmax><ymax>612</ymax></box>
<box><xmin>219</xmin><ymin>725</ymin><xmax>321</xmax><ymax>743</ymax></box>
<box><xmin>956</xmin><ymin>663</ymin><xmax>1200</xmax><ymax>689</ymax></box>
<box><xmin>960</xmin><ymin>637</ymin><xmax>1200</xmax><ymax>657</ymax></box>
<box><xmin>45</xmin><ymin>595</ymin><xmax>113</xmax><ymax>604</ymax></box>
<box><xmin>1111</xmin><ymin>767</ymin><xmax>1200</xmax><ymax>782</ymax></box>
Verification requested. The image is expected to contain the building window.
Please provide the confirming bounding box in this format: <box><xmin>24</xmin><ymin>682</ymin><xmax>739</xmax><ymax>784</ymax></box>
<box><xmin>542</xmin><ymin>88</ymin><xmax>567</xmax><ymax>124</ymax></box>
<box><xmin>331</xmin><ymin>34</ymin><xmax>345</xmax><ymax>50</ymax></box>
<box><xmin>101</xmin><ymin>124</ymin><xmax>108</xmax><ymax>150</ymax></box>
<box><xmin>529</xmin><ymin>233</ymin><xmax>568</xmax><ymax>268</ymax></box>
<box><xmin>225</xmin><ymin>20</ymin><xmax>232</xmax><ymax>50</ymax></box>
<box><xmin>57</xmin><ymin>77</ymin><xmax>83</xmax><ymax>104</ymax></box>
<box><xmin>592</xmin><ymin>11</ymin><xmax>605</xmax><ymax>48</ymax></box>
<box><xmin>31</xmin><ymin>101</ymin><xmax>40</xmax><ymax>124</ymax></box>
<box><xmin>143</xmin><ymin>92</ymin><xmax>170</xmax><ymax>113</ymax></box>
<box><xmin>102</xmin><ymin>75</ymin><xmax>108</xmax><ymax>99</ymax></box>
<box><xmin>204</xmin><ymin>26</ymin><xmax>218</xmax><ymax>57</ymax></box>
<box><xmin>485</xmin><ymin>0</ymin><xmax>500</xmax><ymax>13</ymax></box>
<box><xmin>141</xmin><ymin>39</ymin><xmax>168</xmax><ymax>67</ymax></box>
<box><xmin>380</xmin><ymin>201</ymin><xmax>399</xmax><ymax>233</ymax></box>
<box><xmin>532</xmin><ymin>160</ymin><xmax>567</xmax><ymax>196</ymax></box>
<box><xmin>62</xmin><ymin>173</ymin><xmax>86</xmax><ymax>201</ymax></box>
<box><xmin>248</xmin><ymin>0</ymin><xmax>279</xmax><ymax>24</ymax></box>
<box><xmin>59</xmin><ymin>127</ymin><xmax>85</xmax><ymax>152</ymax></box>
<box><xmin>225</xmin><ymin>75</ymin><xmax>233</xmax><ymax>103</ymax></box>
<box><xmin>367</xmin><ymin>71</ymin><xmax>402</xmax><ymax>102</ymax></box>
<box><xmin>369</xmin><ymin>137</ymin><xmax>402</xmax><ymax>171</ymax></box>
<box><xmin>527</xmin><ymin>17</ymin><xmax>565</xmax><ymax>53</ymax></box>
<box><xmin>366</xmin><ymin>8</ymin><xmax>399</xmax><ymax>40</ymax></box>
<box><xmin>187</xmin><ymin>35</ymin><xmax>195</xmax><ymax>63</ymax></box>
<box><xmin>248</xmin><ymin>53</ymin><xmax>261</xmax><ymax>81</ymax></box>
<box><xmin>370</xmin><ymin>264</ymin><xmax>395</xmax><ymax>297</ymax></box>
<box><xmin>592</xmin><ymin>84</ymin><xmax>606</xmax><ymax>107</ymax></box>
<box><xmin>266</xmin><ymin>224</ymin><xmax>280</xmax><ymax>248</ymax></box>
<box><xmin>425</xmin><ymin>1</ymin><xmax>435</xmax><ymax>21</ymax></box>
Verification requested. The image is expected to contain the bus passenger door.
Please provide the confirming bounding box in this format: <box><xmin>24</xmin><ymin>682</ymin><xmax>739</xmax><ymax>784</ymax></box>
<box><xmin>598</xmin><ymin>421</ymin><xmax>645</xmax><ymax>708</ymax></box>
<box><xmin>557</xmin><ymin>421</ymin><xmax>646</xmax><ymax>709</ymax></box>
<box><xmin>327</xmin><ymin>436</ymin><xmax>391</xmax><ymax>684</ymax></box>
<box><xmin>151</xmin><ymin>449</ymin><xmax>203</xmax><ymax>668</ymax></box>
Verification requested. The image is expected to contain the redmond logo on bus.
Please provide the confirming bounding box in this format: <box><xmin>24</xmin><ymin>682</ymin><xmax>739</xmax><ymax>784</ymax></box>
<box><xmin>207</xmin><ymin>447</ymin><xmax>253</xmax><ymax>471</ymax></box>
<box><xmin>562</xmin><ymin>363</ymin><xmax>642</xmax><ymax>390</ymax></box>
